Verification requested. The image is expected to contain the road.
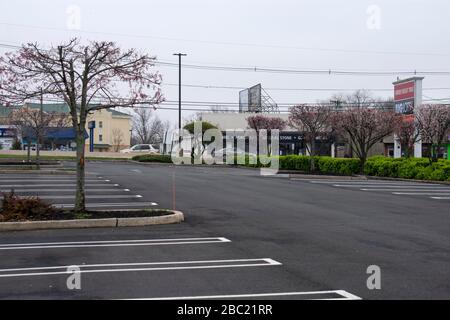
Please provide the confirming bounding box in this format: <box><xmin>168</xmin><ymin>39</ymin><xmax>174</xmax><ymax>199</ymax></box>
<box><xmin>0</xmin><ymin>161</ymin><xmax>449</xmax><ymax>299</ymax></box>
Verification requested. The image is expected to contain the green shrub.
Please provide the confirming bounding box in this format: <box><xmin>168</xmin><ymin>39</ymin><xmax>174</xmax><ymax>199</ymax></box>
<box><xmin>316</xmin><ymin>157</ymin><xmax>361</xmax><ymax>175</ymax></box>
<box><xmin>279</xmin><ymin>155</ymin><xmax>311</xmax><ymax>171</ymax></box>
<box><xmin>365</xmin><ymin>157</ymin><xmax>450</xmax><ymax>181</ymax></box>
<box><xmin>132</xmin><ymin>154</ymin><xmax>173</xmax><ymax>163</ymax></box>
<box><xmin>270</xmin><ymin>155</ymin><xmax>360</xmax><ymax>175</ymax></box>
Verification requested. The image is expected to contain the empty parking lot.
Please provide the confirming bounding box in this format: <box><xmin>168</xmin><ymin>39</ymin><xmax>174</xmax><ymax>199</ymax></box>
<box><xmin>0</xmin><ymin>172</ymin><xmax>158</xmax><ymax>209</ymax></box>
<box><xmin>0</xmin><ymin>162</ymin><xmax>449</xmax><ymax>299</ymax></box>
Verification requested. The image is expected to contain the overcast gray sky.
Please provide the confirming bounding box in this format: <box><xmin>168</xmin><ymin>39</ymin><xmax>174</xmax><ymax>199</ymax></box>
<box><xmin>1</xmin><ymin>0</ymin><xmax>449</xmax><ymax>125</ymax></box>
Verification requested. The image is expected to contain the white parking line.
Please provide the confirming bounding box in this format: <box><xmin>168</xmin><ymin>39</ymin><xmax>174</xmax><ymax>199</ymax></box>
<box><xmin>0</xmin><ymin>258</ymin><xmax>281</xmax><ymax>278</ymax></box>
<box><xmin>430</xmin><ymin>197</ymin><xmax>450</xmax><ymax>199</ymax></box>
<box><xmin>392</xmin><ymin>192</ymin><xmax>450</xmax><ymax>196</ymax></box>
<box><xmin>0</xmin><ymin>189</ymin><xmax>131</xmax><ymax>193</ymax></box>
<box><xmin>361</xmin><ymin>188</ymin><xmax>450</xmax><ymax>192</ymax></box>
<box><xmin>0</xmin><ymin>179</ymin><xmax>108</xmax><ymax>183</ymax></box>
<box><xmin>0</xmin><ymin>194</ymin><xmax>142</xmax><ymax>199</ymax></box>
<box><xmin>127</xmin><ymin>290</ymin><xmax>361</xmax><ymax>300</ymax></box>
<box><xmin>333</xmin><ymin>184</ymin><xmax>438</xmax><ymax>188</ymax></box>
<box><xmin>54</xmin><ymin>202</ymin><xmax>158</xmax><ymax>208</ymax></box>
<box><xmin>0</xmin><ymin>184</ymin><xmax>119</xmax><ymax>188</ymax></box>
<box><xmin>0</xmin><ymin>237</ymin><xmax>231</xmax><ymax>250</ymax></box>
<box><xmin>309</xmin><ymin>180</ymin><xmax>430</xmax><ymax>185</ymax></box>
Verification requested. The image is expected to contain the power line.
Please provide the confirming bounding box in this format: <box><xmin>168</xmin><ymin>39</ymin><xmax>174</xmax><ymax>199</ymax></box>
<box><xmin>161</xmin><ymin>83</ymin><xmax>450</xmax><ymax>93</ymax></box>
<box><xmin>154</xmin><ymin>61</ymin><xmax>450</xmax><ymax>76</ymax></box>
<box><xmin>2</xmin><ymin>42</ymin><xmax>450</xmax><ymax>77</ymax></box>
<box><xmin>1</xmin><ymin>21</ymin><xmax>450</xmax><ymax>58</ymax></box>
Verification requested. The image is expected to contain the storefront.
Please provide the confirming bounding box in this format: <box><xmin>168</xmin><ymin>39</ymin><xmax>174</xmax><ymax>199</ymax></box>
<box><xmin>0</xmin><ymin>126</ymin><xmax>17</xmax><ymax>150</ymax></box>
<box><xmin>22</xmin><ymin>127</ymin><xmax>88</xmax><ymax>151</ymax></box>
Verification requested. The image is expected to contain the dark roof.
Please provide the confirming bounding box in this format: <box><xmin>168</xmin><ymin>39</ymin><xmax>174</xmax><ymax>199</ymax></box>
<box><xmin>107</xmin><ymin>109</ymin><xmax>132</xmax><ymax>117</ymax></box>
<box><xmin>1</xmin><ymin>103</ymin><xmax>131</xmax><ymax>118</ymax></box>
<box><xmin>0</xmin><ymin>105</ymin><xmax>18</xmax><ymax>118</ymax></box>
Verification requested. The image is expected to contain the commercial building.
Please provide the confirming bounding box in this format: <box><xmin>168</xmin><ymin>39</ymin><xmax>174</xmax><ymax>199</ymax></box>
<box><xmin>199</xmin><ymin>112</ymin><xmax>333</xmax><ymax>156</ymax></box>
<box><xmin>0</xmin><ymin>103</ymin><xmax>132</xmax><ymax>152</ymax></box>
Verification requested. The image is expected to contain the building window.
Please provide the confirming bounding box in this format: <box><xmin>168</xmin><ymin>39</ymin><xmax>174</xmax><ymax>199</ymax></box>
<box><xmin>99</xmin><ymin>134</ymin><xmax>103</xmax><ymax>142</ymax></box>
<box><xmin>99</xmin><ymin>121</ymin><xmax>103</xmax><ymax>128</ymax></box>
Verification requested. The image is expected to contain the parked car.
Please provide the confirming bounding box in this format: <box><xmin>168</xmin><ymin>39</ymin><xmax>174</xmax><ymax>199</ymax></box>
<box><xmin>209</xmin><ymin>147</ymin><xmax>257</xmax><ymax>162</ymax></box>
<box><xmin>120</xmin><ymin>144</ymin><xmax>158</xmax><ymax>154</ymax></box>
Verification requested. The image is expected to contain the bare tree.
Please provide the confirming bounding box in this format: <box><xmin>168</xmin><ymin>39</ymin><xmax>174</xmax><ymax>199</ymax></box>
<box><xmin>133</xmin><ymin>107</ymin><xmax>152</xmax><ymax>144</ymax></box>
<box><xmin>133</xmin><ymin>107</ymin><xmax>169</xmax><ymax>145</ymax></box>
<box><xmin>289</xmin><ymin>104</ymin><xmax>332</xmax><ymax>171</ymax></box>
<box><xmin>112</xmin><ymin>128</ymin><xmax>124</xmax><ymax>152</ymax></box>
<box><xmin>332</xmin><ymin>105</ymin><xmax>398</xmax><ymax>172</ymax></box>
<box><xmin>416</xmin><ymin>104</ymin><xmax>450</xmax><ymax>162</ymax></box>
<box><xmin>0</xmin><ymin>39</ymin><xmax>163</xmax><ymax>212</ymax></box>
<box><xmin>9</xmin><ymin>105</ymin><xmax>69</xmax><ymax>167</ymax></box>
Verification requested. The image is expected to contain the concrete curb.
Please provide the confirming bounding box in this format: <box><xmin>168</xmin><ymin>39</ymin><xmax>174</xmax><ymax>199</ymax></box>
<box><xmin>128</xmin><ymin>160</ymin><xmax>262</xmax><ymax>170</ymax></box>
<box><xmin>0</xmin><ymin>170</ymin><xmax>76</xmax><ymax>175</ymax></box>
<box><xmin>288</xmin><ymin>174</ymin><xmax>367</xmax><ymax>180</ymax></box>
<box><xmin>117</xmin><ymin>211</ymin><xmax>184</xmax><ymax>227</ymax></box>
<box><xmin>0</xmin><ymin>211</ymin><xmax>184</xmax><ymax>232</ymax></box>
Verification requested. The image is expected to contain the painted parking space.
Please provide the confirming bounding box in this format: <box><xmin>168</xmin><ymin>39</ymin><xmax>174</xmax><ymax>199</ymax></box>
<box><xmin>0</xmin><ymin>235</ymin><xmax>361</xmax><ymax>300</ymax></box>
<box><xmin>302</xmin><ymin>179</ymin><xmax>450</xmax><ymax>201</ymax></box>
<box><xmin>0</xmin><ymin>173</ymin><xmax>159</xmax><ymax>208</ymax></box>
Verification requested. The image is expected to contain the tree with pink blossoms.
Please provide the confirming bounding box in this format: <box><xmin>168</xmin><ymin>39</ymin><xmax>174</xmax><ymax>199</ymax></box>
<box><xmin>415</xmin><ymin>104</ymin><xmax>450</xmax><ymax>162</ymax></box>
<box><xmin>394</xmin><ymin>115</ymin><xmax>420</xmax><ymax>158</ymax></box>
<box><xmin>247</xmin><ymin>114</ymin><xmax>286</xmax><ymax>132</ymax></box>
<box><xmin>247</xmin><ymin>114</ymin><xmax>286</xmax><ymax>156</ymax></box>
<box><xmin>0</xmin><ymin>39</ymin><xmax>163</xmax><ymax>212</ymax></box>
<box><xmin>332</xmin><ymin>106</ymin><xmax>398</xmax><ymax>172</ymax></box>
<box><xmin>289</xmin><ymin>104</ymin><xmax>333</xmax><ymax>171</ymax></box>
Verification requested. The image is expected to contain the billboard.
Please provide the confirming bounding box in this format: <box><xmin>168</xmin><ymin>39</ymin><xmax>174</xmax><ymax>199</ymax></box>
<box><xmin>394</xmin><ymin>80</ymin><xmax>415</xmax><ymax>114</ymax></box>
<box><xmin>239</xmin><ymin>89</ymin><xmax>249</xmax><ymax>112</ymax></box>
<box><xmin>239</xmin><ymin>84</ymin><xmax>262</xmax><ymax>113</ymax></box>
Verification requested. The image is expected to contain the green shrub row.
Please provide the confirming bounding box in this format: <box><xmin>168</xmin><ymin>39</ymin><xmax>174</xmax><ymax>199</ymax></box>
<box><xmin>132</xmin><ymin>153</ymin><xmax>450</xmax><ymax>181</ymax></box>
<box><xmin>365</xmin><ymin>157</ymin><xmax>450</xmax><ymax>181</ymax></box>
<box><xmin>239</xmin><ymin>155</ymin><xmax>361</xmax><ymax>175</ymax></box>
<box><xmin>241</xmin><ymin>155</ymin><xmax>450</xmax><ymax>181</ymax></box>
<box><xmin>132</xmin><ymin>154</ymin><xmax>173</xmax><ymax>163</ymax></box>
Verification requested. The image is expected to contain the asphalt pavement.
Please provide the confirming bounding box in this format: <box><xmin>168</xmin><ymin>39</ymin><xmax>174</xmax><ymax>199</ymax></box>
<box><xmin>0</xmin><ymin>161</ymin><xmax>449</xmax><ymax>300</ymax></box>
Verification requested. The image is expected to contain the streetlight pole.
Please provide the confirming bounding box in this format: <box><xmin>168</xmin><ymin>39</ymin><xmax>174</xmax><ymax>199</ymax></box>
<box><xmin>173</xmin><ymin>53</ymin><xmax>187</xmax><ymax>132</ymax></box>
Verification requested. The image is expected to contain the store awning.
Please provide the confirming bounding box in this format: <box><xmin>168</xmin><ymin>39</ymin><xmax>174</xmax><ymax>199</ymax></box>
<box><xmin>23</xmin><ymin>127</ymin><xmax>88</xmax><ymax>140</ymax></box>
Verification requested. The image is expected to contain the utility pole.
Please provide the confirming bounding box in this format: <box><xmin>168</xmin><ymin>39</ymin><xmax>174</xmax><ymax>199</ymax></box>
<box><xmin>173</xmin><ymin>53</ymin><xmax>187</xmax><ymax>132</ymax></box>
<box><xmin>330</xmin><ymin>99</ymin><xmax>342</xmax><ymax>111</ymax></box>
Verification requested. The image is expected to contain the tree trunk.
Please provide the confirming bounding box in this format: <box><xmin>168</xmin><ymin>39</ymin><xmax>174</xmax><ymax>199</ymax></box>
<box><xmin>431</xmin><ymin>144</ymin><xmax>438</xmax><ymax>162</ymax></box>
<box><xmin>360</xmin><ymin>152</ymin><xmax>367</xmax><ymax>174</ymax></box>
<box><xmin>27</xmin><ymin>138</ymin><xmax>31</xmax><ymax>163</ymax></box>
<box><xmin>74</xmin><ymin>130</ymin><xmax>86</xmax><ymax>212</ymax></box>
<box><xmin>310</xmin><ymin>138</ymin><xmax>316</xmax><ymax>172</ymax></box>
<box><xmin>36</xmin><ymin>134</ymin><xmax>40</xmax><ymax>169</ymax></box>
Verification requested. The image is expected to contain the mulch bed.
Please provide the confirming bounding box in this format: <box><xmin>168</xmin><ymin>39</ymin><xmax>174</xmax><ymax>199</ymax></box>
<box><xmin>0</xmin><ymin>209</ymin><xmax>173</xmax><ymax>222</ymax></box>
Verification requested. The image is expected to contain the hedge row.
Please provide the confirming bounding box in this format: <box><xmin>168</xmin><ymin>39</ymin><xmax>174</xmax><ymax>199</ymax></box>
<box><xmin>277</xmin><ymin>156</ymin><xmax>361</xmax><ymax>175</ymax></box>
<box><xmin>132</xmin><ymin>154</ymin><xmax>173</xmax><ymax>163</ymax></box>
<box><xmin>242</xmin><ymin>155</ymin><xmax>450</xmax><ymax>181</ymax></box>
<box><xmin>365</xmin><ymin>156</ymin><xmax>450</xmax><ymax>181</ymax></box>
<box><xmin>132</xmin><ymin>153</ymin><xmax>450</xmax><ymax>181</ymax></box>
<box><xmin>238</xmin><ymin>155</ymin><xmax>361</xmax><ymax>175</ymax></box>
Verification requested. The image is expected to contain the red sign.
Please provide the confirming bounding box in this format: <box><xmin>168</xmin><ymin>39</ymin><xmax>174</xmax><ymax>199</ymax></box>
<box><xmin>394</xmin><ymin>81</ymin><xmax>415</xmax><ymax>101</ymax></box>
